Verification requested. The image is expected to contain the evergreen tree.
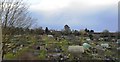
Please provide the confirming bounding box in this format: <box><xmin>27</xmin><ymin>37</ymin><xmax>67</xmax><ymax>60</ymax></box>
<box><xmin>45</xmin><ymin>27</ymin><xmax>49</xmax><ymax>35</ymax></box>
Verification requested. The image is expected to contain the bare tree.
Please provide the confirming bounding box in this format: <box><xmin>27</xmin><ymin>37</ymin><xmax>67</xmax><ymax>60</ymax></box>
<box><xmin>0</xmin><ymin>0</ymin><xmax>35</xmax><ymax>60</ymax></box>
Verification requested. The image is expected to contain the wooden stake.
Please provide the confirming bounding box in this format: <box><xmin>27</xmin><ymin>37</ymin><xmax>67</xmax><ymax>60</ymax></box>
<box><xmin>0</xmin><ymin>19</ymin><xmax>2</xmax><ymax>62</ymax></box>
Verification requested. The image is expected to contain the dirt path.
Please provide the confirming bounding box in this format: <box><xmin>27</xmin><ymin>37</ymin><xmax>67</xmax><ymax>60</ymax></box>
<box><xmin>18</xmin><ymin>50</ymin><xmax>38</xmax><ymax>60</ymax></box>
<box><xmin>17</xmin><ymin>44</ymin><xmax>39</xmax><ymax>60</ymax></box>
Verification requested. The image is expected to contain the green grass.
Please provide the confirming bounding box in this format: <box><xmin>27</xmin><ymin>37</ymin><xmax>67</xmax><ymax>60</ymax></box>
<box><xmin>4</xmin><ymin>53</ymin><xmax>16</xmax><ymax>60</ymax></box>
<box><xmin>38</xmin><ymin>50</ymin><xmax>47</xmax><ymax>60</ymax></box>
<box><xmin>4</xmin><ymin>47</ymin><xmax>29</xmax><ymax>60</ymax></box>
<box><xmin>5</xmin><ymin>35</ymin><xmax>119</xmax><ymax>60</ymax></box>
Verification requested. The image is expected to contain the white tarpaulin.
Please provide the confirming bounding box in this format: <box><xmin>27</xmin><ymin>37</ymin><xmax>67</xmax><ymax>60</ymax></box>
<box><xmin>48</xmin><ymin>35</ymin><xmax>53</xmax><ymax>38</ymax></box>
<box><xmin>68</xmin><ymin>46</ymin><xmax>84</xmax><ymax>53</ymax></box>
<box><xmin>101</xmin><ymin>43</ymin><xmax>109</xmax><ymax>48</ymax></box>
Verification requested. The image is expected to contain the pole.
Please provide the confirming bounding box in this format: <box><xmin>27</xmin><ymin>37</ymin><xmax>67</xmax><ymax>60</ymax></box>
<box><xmin>0</xmin><ymin>17</ymin><xmax>2</xmax><ymax>62</ymax></box>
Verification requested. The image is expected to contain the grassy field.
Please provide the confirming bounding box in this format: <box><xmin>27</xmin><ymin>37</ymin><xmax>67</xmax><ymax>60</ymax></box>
<box><xmin>4</xmin><ymin>34</ymin><xmax>119</xmax><ymax>61</ymax></box>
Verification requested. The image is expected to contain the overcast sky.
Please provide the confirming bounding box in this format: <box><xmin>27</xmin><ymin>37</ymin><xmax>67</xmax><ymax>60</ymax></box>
<box><xmin>27</xmin><ymin>0</ymin><xmax>119</xmax><ymax>32</ymax></box>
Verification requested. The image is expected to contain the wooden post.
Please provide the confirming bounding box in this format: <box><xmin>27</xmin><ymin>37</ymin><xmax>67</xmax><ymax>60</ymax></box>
<box><xmin>0</xmin><ymin>19</ymin><xmax>2</xmax><ymax>62</ymax></box>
